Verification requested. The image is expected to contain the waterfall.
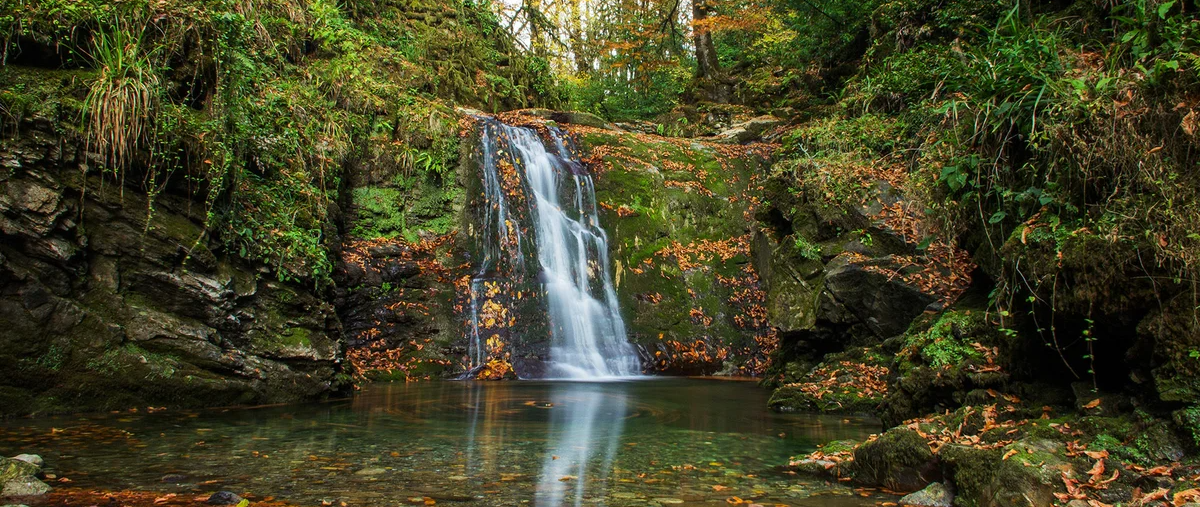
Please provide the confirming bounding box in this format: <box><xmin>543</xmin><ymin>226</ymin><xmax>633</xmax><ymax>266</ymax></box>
<box><xmin>470</xmin><ymin>119</ymin><xmax>641</xmax><ymax>379</ymax></box>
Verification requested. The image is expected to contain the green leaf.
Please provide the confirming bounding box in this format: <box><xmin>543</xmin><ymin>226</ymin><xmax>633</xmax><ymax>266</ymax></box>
<box><xmin>236</xmin><ymin>500</ymin><xmax>250</xmax><ymax>507</ymax></box>
<box><xmin>988</xmin><ymin>210</ymin><xmax>1007</xmax><ymax>224</ymax></box>
<box><xmin>1158</xmin><ymin>0</ymin><xmax>1176</xmax><ymax>19</ymax></box>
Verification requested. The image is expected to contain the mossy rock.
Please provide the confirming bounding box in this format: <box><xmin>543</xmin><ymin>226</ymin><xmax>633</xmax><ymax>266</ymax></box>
<box><xmin>851</xmin><ymin>428</ymin><xmax>939</xmax><ymax>492</ymax></box>
<box><xmin>572</xmin><ymin>126</ymin><xmax>772</xmax><ymax>373</ymax></box>
<box><xmin>769</xmin><ymin>347</ymin><xmax>890</xmax><ymax>414</ymax></box>
<box><xmin>978</xmin><ymin>439</ymin><xmax>1069</xmax><ymax>507</ymax></box>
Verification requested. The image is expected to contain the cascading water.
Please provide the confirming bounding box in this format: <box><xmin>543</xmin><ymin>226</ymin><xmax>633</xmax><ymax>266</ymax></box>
<box><xmin>468</xmin><ymin>119</ymin><xmax>641</xmax><ymax>379</ymax></box>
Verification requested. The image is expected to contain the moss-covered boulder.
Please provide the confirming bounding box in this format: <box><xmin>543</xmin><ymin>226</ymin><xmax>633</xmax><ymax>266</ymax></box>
<box><xmin>851</xmin><ymin>428</ymin><xmax>940</xmax><ymax>492</ymax></box>
<box><xmin>881</xmin><ymin>309</ymin><xmax>1011</xmax><ymax>425</ymax></box>
<box><xmin>0</xmin><ymin>456</ymin><xmax>49</xmax><ymax>497</ymax></box>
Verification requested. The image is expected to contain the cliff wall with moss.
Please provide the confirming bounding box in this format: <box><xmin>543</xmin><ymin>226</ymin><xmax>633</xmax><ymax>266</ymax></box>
<box><xmin>0</xmin><ymin>0</ymin><xmax>564</xmax><ymax>415</ymax></box>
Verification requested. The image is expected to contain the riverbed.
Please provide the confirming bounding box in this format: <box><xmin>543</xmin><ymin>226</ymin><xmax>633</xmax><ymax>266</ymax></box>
<box><xmin>1</xmin><ymin>379</ymin><xmax>893</xmax><ymax>506</ymax></box>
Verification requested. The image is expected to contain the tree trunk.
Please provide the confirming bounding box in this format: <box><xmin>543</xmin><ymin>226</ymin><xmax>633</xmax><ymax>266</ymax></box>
<box><xmin>692</xmin><ymin>0</ymin><xmax>733</xmax><ymax>103</ymax></box>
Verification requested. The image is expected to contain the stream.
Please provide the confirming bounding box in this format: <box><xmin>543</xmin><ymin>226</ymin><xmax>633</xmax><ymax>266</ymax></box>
<box><xmin>0</xmin><ymin>379</ymin><xmax>893</xmax><ymax>506</ymax></box>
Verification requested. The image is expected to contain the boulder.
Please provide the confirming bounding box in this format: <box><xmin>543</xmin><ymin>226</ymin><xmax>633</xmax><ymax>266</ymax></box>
<box><xmin>1</xmin><ymin>478</ymin><xmax>50</xmax><ymax>497</ymax></box>
<box><xmin>852</xmin><ymin>428</ymin><xmax>939</xmax><ymax>492</ymax></box>
<box><xmin>824</xmin><ymin>256</ymin><xmax>937</xmax><ymax>340</ymax></box>
<box><xmin>977</xmin><ymin>439</ymin><xmax>1069</xmax><ymax>507</ymax></box>
<box><xmin>714</xmin><ymin>116</ymin><xmax>785</xmax><ymax>144</ymax></box>
<box><xmin>0</xmin><ymin>457</ymin><xmax>48</xmax><ymax>497</ymax></box>
<box><xmin>899</xmin><ymin>482</ymin><xmax>954</xmax><ymax>507</ymax></box>
<box><xmin>8</xmin><ymin>455</ymin><xmax>41</xmax><ymax>468</ymax></box>
<box><xmin>0</xmin><ymin>458</ymin><xmax>39</xmax><ymax>483</ymax></box>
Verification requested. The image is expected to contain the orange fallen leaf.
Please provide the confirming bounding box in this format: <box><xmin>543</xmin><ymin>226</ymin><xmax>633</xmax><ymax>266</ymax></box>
<box><xmin>1002</xmin><ymin>449</ymin><xmax>1018</xmax><ymax>460</ymax></box>
<box><xmin>1083</xmin><ymin>399</ymin><xmax>1102</xmax><ymax>409</ymax></box>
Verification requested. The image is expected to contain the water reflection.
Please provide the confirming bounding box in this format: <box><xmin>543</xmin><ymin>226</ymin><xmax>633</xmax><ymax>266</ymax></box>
<box><xmin>0</xmin><ymin>379</ymin><xmax>889</xmax><ymax>506</ymax></box>
<box><xmin>535</xmin><ymin>382</ymin><xmax>630</xmax><ymax>506</ymax></box>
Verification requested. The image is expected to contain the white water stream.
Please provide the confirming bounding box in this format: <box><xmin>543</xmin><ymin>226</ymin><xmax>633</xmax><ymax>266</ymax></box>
<box><xmin>473</xmin><ymin>120</ymin><xmax>640</xmax><ymax>379</ymax></box>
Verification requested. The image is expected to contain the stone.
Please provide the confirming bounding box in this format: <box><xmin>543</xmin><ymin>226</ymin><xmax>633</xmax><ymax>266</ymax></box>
<box><xmin>714</xmin><ymin>115</ymin><xmax>785</xmax><ymax>144</ymax></box>
<box><xmin>852</xmin><ymin>428</ymin><xmax>939</xmax><ymax>492</ymax></box>
<box><xmin>977</xmin><ymin>439</ymin><xmax>1068</xmax><ymax>507</ymax></box>
<box><xmin>355</xmin><ymin>467</ymin><xmax>387</xmax><ymax>476</ymax></box>
<box><xmin>898</xmin><ymin>482</ymin><xmax>954</xmax><ymax>507</ymax></box>
<box><xmin>823</xmin><ymin>257</ymin><xmax>937</xmax><ymax>339</ymax></box>
<box><xmin>1</xmin><ymin>477</ymin><xmax>50</xmax><ymax>497</ymax></box>
<box><xmin>9</xmin><ymin>455</ymin><xmax>41</xmax><ymax>468</ymax></box>
<box><xmin>0</xmin><ymin>458</ymin><xmax>39</xmax><ymax>483</ymax></box>
<box><xmin>205</xmin><ymin>491</ymin><xmax>244</xmax><ymax>505</ymax></box>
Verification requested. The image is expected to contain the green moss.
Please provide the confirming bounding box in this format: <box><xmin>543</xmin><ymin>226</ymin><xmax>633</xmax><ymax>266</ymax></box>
<box><xmin>1174</xmin><ymin>406</ymin><xmax>1200</xmax><ymax>448</ymax></box>
<box><xmin>902</xmin><ymin>311</ymin><xmax>989</xmax><ymax>368</ymax></box>
<box><xmin>278</xmin><ymin>327</ymin><xmax>314</xmax><ymax>348</ymax></box>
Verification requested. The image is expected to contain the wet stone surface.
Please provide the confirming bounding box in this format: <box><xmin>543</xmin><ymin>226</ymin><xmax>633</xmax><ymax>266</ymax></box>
<box><xmin>0</xmin><ymin>379</ymin><xmax>894</xmax><ymax>506</ymax></box>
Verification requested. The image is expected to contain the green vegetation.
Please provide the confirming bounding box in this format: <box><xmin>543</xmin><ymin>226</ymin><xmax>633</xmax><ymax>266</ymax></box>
<box><xmin>0</xmin><ymin>0</ymin><xmax>563</xmax><ymax>287</ymax></box>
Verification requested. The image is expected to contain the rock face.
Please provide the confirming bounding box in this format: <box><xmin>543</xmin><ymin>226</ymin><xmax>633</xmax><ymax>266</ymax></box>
<box><xmin>0</xmin><ymin>111</ymin><xmax>343</xmax><ymax>416</ymax></box>
<box><xmin>572</xmin><ymin>122</ymin><xmax>777</xmax><ymax>375</ymax></box>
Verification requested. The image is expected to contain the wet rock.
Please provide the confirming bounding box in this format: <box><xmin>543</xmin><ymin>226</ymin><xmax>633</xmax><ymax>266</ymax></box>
<box><xmin>205</xmin><ymin>491</ymin><xmax>244</xmax><ymax>505</ymax></box>
<box><xmin>0</xmin><ymin>458</ymin><xmax>40</xmax><ymax>483</ymax></box>
<box><xmin>1</xmin><ymin>478</ymin><xmax>50</xmax><ymax>497</ymax></box>
<box><xmin>9</xmin><ymin>455</ymin><xmax>41</xmax><ymax>468</ymax></box>
<box><xmin>852</xmin><ymin>428</ymin><xmax>939</xmax><ymax>492</ymax></box>
<box><xmin>898</xmin><ymin>482</ymin><xmax>954</xmax><ymax>507</ymax></box>
<box><xmin>790</xmin><ymin>458</ymin><xmax>844</xmax><ymax>478</ymax></box>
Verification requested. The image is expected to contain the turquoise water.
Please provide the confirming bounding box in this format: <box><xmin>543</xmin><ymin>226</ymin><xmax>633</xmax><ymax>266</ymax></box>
<box><xmin>1</xmin><ymin>379</ymin><xmax>889</xmax><ymax>506</ymax></box>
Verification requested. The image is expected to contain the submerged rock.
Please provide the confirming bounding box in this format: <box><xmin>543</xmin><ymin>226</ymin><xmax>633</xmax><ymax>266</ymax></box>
<box><xmin>205</xmin><ymin>491</ymin><xmax>244</xmax><ymax>505</ymax></box>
